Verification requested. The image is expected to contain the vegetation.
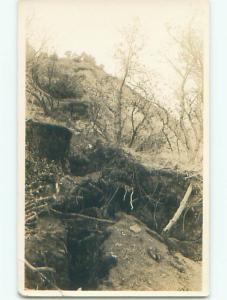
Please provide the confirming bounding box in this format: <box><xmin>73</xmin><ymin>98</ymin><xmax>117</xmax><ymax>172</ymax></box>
<box><xmin>24</xmin><ymin>20</ymin><xmax>204</xmax><ymax>291</ymax></box>
<box><xmin>26</xmin><ymin>22</ymin><xmax>203</xmax><ymax>169</ymax></box>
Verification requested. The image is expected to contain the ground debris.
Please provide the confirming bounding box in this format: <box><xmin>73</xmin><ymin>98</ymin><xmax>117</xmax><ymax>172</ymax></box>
<box><xmin>25</xmin><ymin>130</ymin><xmax>203</xmax><ymax>291</ymax></box>
<box><xmin>97</xmin><ymin>213</ymin><xmax>201</xmax><ymax>291</ymax></box>
<box><xmin>147</xmin><ymin>246</ymin><xmax>162</xmax><ymax>262</ymax></box>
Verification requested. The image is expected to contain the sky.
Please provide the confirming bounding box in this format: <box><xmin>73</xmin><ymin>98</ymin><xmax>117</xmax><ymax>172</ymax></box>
<box><xmin>20</xmin><ymin>0</ymin><xmax>208</xmax><ymax>104</ymax></box>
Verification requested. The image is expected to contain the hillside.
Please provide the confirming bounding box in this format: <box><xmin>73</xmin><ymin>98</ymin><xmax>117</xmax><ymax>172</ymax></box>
<box><xmin>24</xmin><ymin>118</ymin><xmax>202</xmax><ymax>291</ymax></box>
<box><xmin>24</xmin><ymin>29</ymin><xmax>204</xmax><ymax>292</ymax></box>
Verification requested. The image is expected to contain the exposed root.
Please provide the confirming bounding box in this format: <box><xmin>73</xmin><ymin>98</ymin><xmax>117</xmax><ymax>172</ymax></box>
<box><xmin>130</xmin><ymin>189</ymin><xmax>134</xmax><ymax>211</ymax></box>
<box><xmin>25</xmin><ymin>259</ymin><xmax>56</xmax><ymax>274</ymax></box>
<box><xmin>50</xmin><ymin>208</ymin><xmax>115</xmax><ymax>224</ymax></box>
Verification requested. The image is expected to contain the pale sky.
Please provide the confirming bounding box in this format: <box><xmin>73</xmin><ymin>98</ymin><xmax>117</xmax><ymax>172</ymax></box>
<box><xmin>21</xmin><ymin>0</ymin><xmax>208</xmax><ymax>103</ymax></box>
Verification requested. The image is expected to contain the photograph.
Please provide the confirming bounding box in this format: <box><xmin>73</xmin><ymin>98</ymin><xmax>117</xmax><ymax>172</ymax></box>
<box><xmin>18</xmin><ymin>0</ymin><xmax>209</xmax><ymax>296</ymax></box>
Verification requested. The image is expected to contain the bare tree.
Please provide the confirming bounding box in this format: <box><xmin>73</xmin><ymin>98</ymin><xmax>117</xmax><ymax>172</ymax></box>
<box><xmin>165</xmin><ymin>24</ymin><xmax>204</xmax><ymax>160</ymax></box>
<box><xmin>83</xmin><ymin>22</ymin><xmax>147</xmax><ymax>146</ymax></box>
<box><xmin>85</xmin><ymin>77</ymin><xmax>114</xmax><ymax>142</ymax></box>
<box><xmin>26</xmin><ymin>40</ymin><xmax>56</xmax><ymax>116</ymax></box>
<box><xmin>113</xmin><ymin>20</ymin><xmax>144</xmax><ymax>144</ymax></box>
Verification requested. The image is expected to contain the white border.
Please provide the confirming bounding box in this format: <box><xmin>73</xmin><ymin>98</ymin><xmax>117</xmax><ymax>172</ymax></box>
<box><xmin>17</xmin><ymin>0</ymin><xmax>209</xmax><ymax>298</ymax></box>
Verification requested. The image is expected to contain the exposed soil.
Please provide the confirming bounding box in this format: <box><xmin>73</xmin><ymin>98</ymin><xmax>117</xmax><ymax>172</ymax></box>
<box><xmin>24</xmin><ymin>121</ymin><xmax>203</xmax><ymax>291</ymax></box>
<box><xmin>98</xmin><ymin>213</ymin><xmax>201</xmax><ymax>291</ymax></box>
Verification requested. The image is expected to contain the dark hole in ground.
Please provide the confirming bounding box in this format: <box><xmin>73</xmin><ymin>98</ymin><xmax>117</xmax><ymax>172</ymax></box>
<box><xmin>25</xmin><ymin>138</ymin><xmax>203</xmax><ymax>290</ymax></box>
<box><xmin>51</xmin><ymin>173</ymin><xmax>202</xmax><ymax>289</ymax></box>
<box><xmin>65</xmin><ymin>221</ymin><xmax>116</xmax><ymax>290</ymax></box>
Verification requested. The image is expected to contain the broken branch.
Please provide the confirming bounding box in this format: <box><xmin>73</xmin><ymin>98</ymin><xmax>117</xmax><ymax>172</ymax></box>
<box><xmin>50</xmin><ymin>208</ymin><xmax>115</xmax><ymax>224</ymax></box>
<box><xmin>162</xmin><ymin>183</ymin><xmax>193</xmax><ymax>236</ymax></box>
<box><xmin>25</xmin><ymin>259</ymin><xmax>56</xmax><ymax>274</ymax></box>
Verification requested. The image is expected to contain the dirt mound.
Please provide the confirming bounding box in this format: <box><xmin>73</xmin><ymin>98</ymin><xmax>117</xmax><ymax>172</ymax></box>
<box><xmin>25</xmin><ymin>212</ymin><xmax>201</xmax><ymax>291</ymax></box>
<box><xmin>98</xmin><ymin>213</ymin><xmax>201</xmax><ymax>291</ymax></box>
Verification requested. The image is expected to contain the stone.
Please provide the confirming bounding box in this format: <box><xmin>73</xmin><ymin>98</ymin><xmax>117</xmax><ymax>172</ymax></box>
<box><xmin>129</xmin><ymin>224</ymin><xmax>141</xmax><ymax>234</ymax></box>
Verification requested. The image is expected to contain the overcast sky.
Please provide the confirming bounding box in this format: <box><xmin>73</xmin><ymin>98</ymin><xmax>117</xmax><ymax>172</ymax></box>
<box><xmin>21</xmin><ymin>0</ymin><xmax>208</xmax><ymax>104</ymax></box>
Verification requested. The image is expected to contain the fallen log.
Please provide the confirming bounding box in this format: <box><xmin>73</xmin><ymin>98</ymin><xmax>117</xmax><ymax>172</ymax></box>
<box><xmin>162</xmin><ymin>183</ymin><xmax>193</xmax><ymax>236</ymax></box>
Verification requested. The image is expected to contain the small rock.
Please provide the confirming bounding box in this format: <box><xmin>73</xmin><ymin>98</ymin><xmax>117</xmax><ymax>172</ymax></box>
<box><xmin>101</xmin><ymin>254</ymin><xmax>118</xmax><ymax>272</ymax></box>
<box><xmin>130</xmin><ymin>224</ymin><xmax>141</xmax><ymax>234</ymax></box>
<box><xmin>147</xmin><ymin>246</ymin><xmax>161</xmax><ymax>262</ymax></box>
<box><xmin>170</xmin><ymin>260</ymin><xmax>186</xmax><ymax>273</ymax></box>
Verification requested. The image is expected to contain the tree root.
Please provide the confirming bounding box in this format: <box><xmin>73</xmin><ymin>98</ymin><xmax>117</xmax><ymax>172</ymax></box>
<box><xmin>25</xmin><ymin>259</ymin><xmax>56</xmax><ymax>274</ymax></box>
<box><xmin>50</xmin><ymin>208</ymin><xmax>115</xmax><ymax>224</ymax></box>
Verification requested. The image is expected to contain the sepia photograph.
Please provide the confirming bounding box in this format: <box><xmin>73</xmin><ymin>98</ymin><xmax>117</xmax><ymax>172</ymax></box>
<box><xmin>18</xmin><ymin>0</ymin><xmax>209</xmax><ymax>296</ymax></box>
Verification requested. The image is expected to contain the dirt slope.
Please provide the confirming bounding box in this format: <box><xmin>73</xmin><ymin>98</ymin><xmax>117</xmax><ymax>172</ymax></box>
<box><xmin>25</xmin><ymin>122</ymin><xmax>202</xmax><ymax>291</ymax></box>
<box><xmin>98</xmin><ymin>213</ymin><xmax>201</xmax><ymax>291</ymax></box>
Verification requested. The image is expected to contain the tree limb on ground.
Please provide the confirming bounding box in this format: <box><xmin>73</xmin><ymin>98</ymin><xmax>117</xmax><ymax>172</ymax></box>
<box><xmin>134</xmin><ymin>218</ymin><xmax>165</xmax><ymax>243</ymax></box>
<box><xmin>50</xmin><ymin>208</ymin><xmax>115</xmax><ymax>224</ymax></box>
<box><xmin>162</xmin><ymin>183</ymin><xmax>193</xmax><ymax>236</ymax></box>
<box><xmin>25</xmin><ymin>259</ymin><xmax>56</xmax><ymax>274</ymax></box>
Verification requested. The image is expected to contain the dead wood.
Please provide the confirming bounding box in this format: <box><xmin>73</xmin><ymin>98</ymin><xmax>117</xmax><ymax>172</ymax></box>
<box><xmin>134</xmin><ymin>218</ymin><xmax>165</xmax><ymax>243</ymax></box>
<box><xmin>25</xmin><ymin>204</ymin><xmax>36</xmax><ymax>213</ymax></box>
<box><xmin>36</xmin><ymin>195</ymin><xmax>56</xmax><ymax>204</ymax></box>
<box><xmin>162</xmin><ymin>183</ymin><xmax>193</xmax><ymax>236</ymax></box>
<box><xmin>25</xmin><ymin>212</ymin><xmax>37</xmax><ymax>224</ymax></box>
<box><xmin>50</xmin><ymin>208</ymin><xmax>115</xmax><ymax>224</ymax></box>
<box><xmin>25</xmin><ymin>259</ymin><xmax>56</xmax><ymax>274</ymax></box>
<box><xmin>145</xmin><ymin>227</ymin><xmax>165</xmax><ymax>243</ymax></box>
